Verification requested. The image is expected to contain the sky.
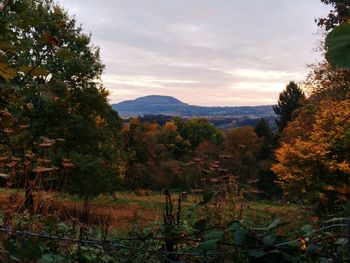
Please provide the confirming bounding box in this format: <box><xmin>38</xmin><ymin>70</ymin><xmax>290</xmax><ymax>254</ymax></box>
<box><xmin>58</xmin><ymin>0</ymin><xmax>330</xmax><ymax>106</ymax></box>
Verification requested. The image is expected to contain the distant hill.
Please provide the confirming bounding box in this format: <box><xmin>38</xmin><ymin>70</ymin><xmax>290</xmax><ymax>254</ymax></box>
<box><xmin>112</xmin><ymin>95</ymin><xmax>275</xmax><ymax>117</ymax></box>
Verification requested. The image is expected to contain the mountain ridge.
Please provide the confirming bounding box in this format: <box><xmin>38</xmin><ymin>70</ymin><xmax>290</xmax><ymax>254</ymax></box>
<box><xmin>112</xmin><ymin>95</ymin><xmax>275</xmax><ymax>117</ymax></box>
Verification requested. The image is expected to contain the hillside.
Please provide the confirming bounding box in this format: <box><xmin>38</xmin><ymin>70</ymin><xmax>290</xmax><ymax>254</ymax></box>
<box><xmin>112</xmin><ymin>95</ymin><xmax>275</xmax><ymax>117</ymax></box>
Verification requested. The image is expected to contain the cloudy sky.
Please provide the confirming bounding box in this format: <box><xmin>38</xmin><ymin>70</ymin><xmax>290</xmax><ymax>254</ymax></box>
<box><xmin>58</xmin><ymin>0</ymin><xmax>330</xmax><ymax>106</ymax></box>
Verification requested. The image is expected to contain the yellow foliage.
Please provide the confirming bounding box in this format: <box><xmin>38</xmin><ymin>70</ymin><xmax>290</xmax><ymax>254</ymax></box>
<box><xmin>164</xmin><ymin>121</ymin><xmax>177</xmax><ymax>131</ymax></box>
<box><xmin>273</xmin><ymin>98</ymin><xmax>350</xmax><ymax>202</ymax></box>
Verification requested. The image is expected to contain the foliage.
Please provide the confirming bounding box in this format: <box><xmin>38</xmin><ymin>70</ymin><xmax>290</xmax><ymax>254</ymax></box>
<box><xmin>174</xmin><ymin>117</ymin><xmax>223</xmax><ymax>148</ymax></box>
<box><xmin>121</xmin><ymin>117</ymin><xmax>226</xmax><ymax>189</ymax></box>
<box><xmin>275</xmin><ymin>2</ymin><xmax>350</xmax><ymax>209</ymax></box>
<box><xmin>224</xmin><ymin>126</ymin><xmax>260</xmax><ymax>185</ymax></box>
<box><xmin>67</xmin><ymin>154</ymin><xmax>120</xmax><ymax>199</ymax></box>
<box><xmin>252</xmin><ymin>119</ymin><xmax>280</xmax><ymax>197</ymax></box>
<box><xmin>317</xmin><ymin>0</ymin><xmax>350</xmax><ymax>31</ymax></box>
<box><xmin>254</xmin><ymin>119</ymin><xmax>273</xmax><ymax>142</ymax></box>
<box><xmin>254</xmin><ymin>118</ymin><xmax>275</xmax><ymax>159</ymax></box>
<box><xmin>0</xmin><ymin>0</ymin><xmax>123</xmax><ymax>200</ymax></box>
<box><xmin>273</xmin><ymin>81</ymin><xmax>305</xmax><ymax>133</ymax></box>
<box><xmin>305</xmin><ymin>61</ymin><xmax>350</xmax><ymax>101</ymax></box>
<box><xmin>273</xmin><ymin>98</ymin><xmax>350</xmax><ymax>208</ymax></box>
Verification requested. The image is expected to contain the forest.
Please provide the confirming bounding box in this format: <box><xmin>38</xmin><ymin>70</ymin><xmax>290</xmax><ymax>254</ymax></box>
<box><xmin>0</xmin><ymin>0</ymin><xmax>350</xmax><ymax>262</ymax></box>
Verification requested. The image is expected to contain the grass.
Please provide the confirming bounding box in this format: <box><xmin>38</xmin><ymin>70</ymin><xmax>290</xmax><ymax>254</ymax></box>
<box><xmin>0</xmin><ymin>188</ymin><xmax>312</xmax><ymax>235</ymax></box>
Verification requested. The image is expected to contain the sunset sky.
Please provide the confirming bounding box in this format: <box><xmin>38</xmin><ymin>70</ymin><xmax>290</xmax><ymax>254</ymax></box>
<box><xmin>58</xmin><ymin>0</ymin><xmax>330</xmax><ymax>106</ymax></box>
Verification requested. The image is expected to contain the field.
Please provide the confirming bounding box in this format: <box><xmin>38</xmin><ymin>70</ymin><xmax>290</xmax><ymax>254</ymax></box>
<box><xmin>0</xmin><ymin>188</ymin><xmax>312</xmax><ymax>236</ymax></box>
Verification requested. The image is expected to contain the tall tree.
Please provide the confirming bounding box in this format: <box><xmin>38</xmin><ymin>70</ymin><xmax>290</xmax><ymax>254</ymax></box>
<box><xmin>0</xmin><ymin>0</ymin><xmax>123</xmax><ymax>199</ymax></box>
<box><xmin>273</xmin><ymin>81</ymin><xmax>305</xmax><ymax>133</ymax></box>
<box><xmin>273</xmin><ymin>98</ymin><xmax>350</xmax><ymax>209</ymax></box>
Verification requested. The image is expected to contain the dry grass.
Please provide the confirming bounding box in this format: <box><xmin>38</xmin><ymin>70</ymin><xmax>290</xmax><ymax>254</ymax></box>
<box><xmin>0</xmin><ymin>189</ymin><xmax>311</xmax><ymax>234</ymax></box>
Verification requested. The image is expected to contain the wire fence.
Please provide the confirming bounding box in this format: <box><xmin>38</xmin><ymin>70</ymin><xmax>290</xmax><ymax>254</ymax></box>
<box><xmin>0</xmin><ymin>220</ymin><xmax>349</xmax><ymax>262</ymax></box>
<box><xmin>0</xmin><ymin>226</ymin><xmax>236</xmax><ymax>258</ymax></box>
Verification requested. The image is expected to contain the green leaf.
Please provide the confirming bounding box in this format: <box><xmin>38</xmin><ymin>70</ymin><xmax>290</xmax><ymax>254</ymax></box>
<box><xmin>263</xmin><ymin>234</ymin><xmax>276</xmax><ymax>247</ymax></box>
<box><xmin>245</xmin><ymin>249</ymin><xmax>266</xmax><ymax>258</ymax></box>
<box><xmin>326</xmin><ymin>23</ymin><xmax>350</xmax><ymax>69</ymax></box>
<box><xmin>204</xmin><ymin>230</ymin><xmax>224</xmax><ymax>240</ymax></box>
<box><xmin>42</xmin><ymin>254</ymin><xmax>55</xmax><ymax>263</ymax></box>
<box><xmin>228</xmin><ymin>222</ymin><xmax>240</xmax><ymax>231</ymax></box>
<box><xmin>268</xmin><ymin>219</ymin><xmax>281</xmax><ymax>230</ymax></box>
<box><xmin>143</xmin><ymin>227</ymin><xmax>151</xmax><ymax>236</ymax></box>
<box><xmin>301</xmin><ymin>224</ymin><xmax>313</xmax><ymax>237</ymax></box>
<box><xmin>267</xmin><ymin>218</ymin><xmax>290</xmax><ymax>231</ymax></box>
<box><xmin>199</xmin><ymin>239</ymin><xmax>219</xmax><ymax>251</ymax></box>
<box><xmin>229</xmin><ymin>223</ymin><xmax>246</xmax><ymax>246</ymax></box>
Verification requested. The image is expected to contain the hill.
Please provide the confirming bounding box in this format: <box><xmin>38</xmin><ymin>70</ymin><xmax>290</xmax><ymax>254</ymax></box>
<box><xmin>112</xmin><ymin>95</ymin><xmax>275</xmax><ymax>117</ymax></box>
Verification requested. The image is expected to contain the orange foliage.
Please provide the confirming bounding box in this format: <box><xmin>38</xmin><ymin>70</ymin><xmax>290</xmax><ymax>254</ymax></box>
<box><xmin>273</xmin><ymin>98</ymin><xmax>350</xmax><ymax>203</ymax></box>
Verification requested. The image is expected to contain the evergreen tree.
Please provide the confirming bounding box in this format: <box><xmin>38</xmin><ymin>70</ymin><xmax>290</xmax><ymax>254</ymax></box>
<box><xmin>254</xmin><ymin>118</ymin><xmax>273</xmax><ymax>142</ymax></box>
<box><xmin>273</xmin><ymin>81</ymin><xmax>305</xmax><ymax>133</ymax></box>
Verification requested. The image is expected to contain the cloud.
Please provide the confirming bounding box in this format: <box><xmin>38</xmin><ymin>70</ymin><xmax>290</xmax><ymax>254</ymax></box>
<box><xmin>231</xmin><ymin>69</ymin><xmax>304</xmax><ymax>81</ymax></box>
<box><xmin>58</xmin><ymin>0</ymin><xmax>330</xmax><ymax>106</ymax></box>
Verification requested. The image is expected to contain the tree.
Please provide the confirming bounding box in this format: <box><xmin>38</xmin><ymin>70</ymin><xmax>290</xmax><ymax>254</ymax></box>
<box><xmin>273</xmin><ymin>81</ymin><xmax>305</xmax><ymax>132</ymax></box>
<box><xmin>254</xmin><ymin>119</ymin><xmax>274</xmax><ymax>144</ymax></box>
<box><xmin>271</xmin><ymin>0</ymin><xmax>350</xmax><ymax>207</ymax></box>
<box><xmin>0</xmin><ymin>0</ymin><xmax>123</xmax><ymax>199</ymax></box>
<box><xmin>305</xmin><ymin>61</ymin><xmax>350</xmax><ymax>101</ymax></box>
<box><xmin>121</xmin><ymin>118</ymin><xmax>149</xmax><ymax>188</ymax></box>
<box><xmin>253</xmin><ymin>119</ymin><xmax>280</xmax><ymax>197</ymax></box>
<box><xmin>273</xmin><ymin>99</ymin><xmax>350</xmax><ymax>209</ymax></box>
<box><xmin>224</xmin><ymin>127</ymin><xmax>260</xmax><ymax>186</ymax></box>
<box><xmin>175</xmin><ymin>118</ymin><xmax>223</xmax><ymax>149</ymax></box>
<box><xmin>158</xmin><ymin>121</ymin><xmax>190</xmax><ymax>159</ymax></box>
<box><xmin>254</xmin><ymin>118</ymin><xmax>275</xmax><ymax>160</ymax></box>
